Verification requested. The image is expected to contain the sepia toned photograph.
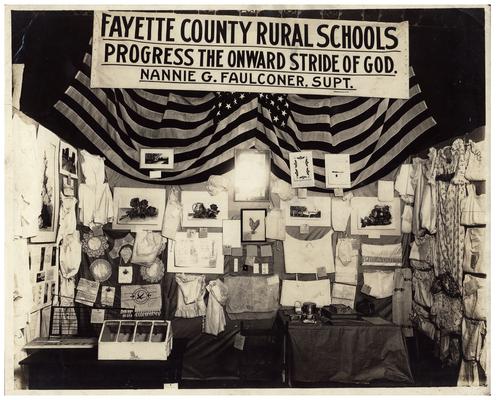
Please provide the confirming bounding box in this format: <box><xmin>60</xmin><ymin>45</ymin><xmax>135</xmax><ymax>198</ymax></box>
<box><xmin>5</xmin><ymin>4</ymin><xmax>490</xmax><ymax>396</ymax></box>
<box><xmin>139</xmin><ymin>148</ymin><xmax>174</xmax><ymax>170</ymax></box>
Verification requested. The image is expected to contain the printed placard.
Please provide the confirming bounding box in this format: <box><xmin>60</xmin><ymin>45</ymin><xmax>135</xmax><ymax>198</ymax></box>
<box><xmin>92</xmin><ymin>12</ymin><xmax>409</xmax><ymax>98</ymax></box>
<box><xmin>289</xmin><ymin>152</ymin><xmax>315</xmax><ymax>188</ymax></box>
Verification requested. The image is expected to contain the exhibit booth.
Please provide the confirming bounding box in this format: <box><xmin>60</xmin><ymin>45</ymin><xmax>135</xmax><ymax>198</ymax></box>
<box><xmin>6</xmin><ymin>6</ymin><xmax>489</xmax><ymax>393</ymax></box>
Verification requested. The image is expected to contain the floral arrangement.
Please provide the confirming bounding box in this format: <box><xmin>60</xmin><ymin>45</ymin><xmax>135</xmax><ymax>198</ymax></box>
<box><xmin>119</xmin><ymin>197</ymin><xmax>158</xmax><ymax>221</ymax></box>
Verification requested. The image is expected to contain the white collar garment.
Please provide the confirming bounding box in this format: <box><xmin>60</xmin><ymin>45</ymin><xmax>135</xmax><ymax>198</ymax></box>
<box><xmin>283</xmin><ymin>230</ymin><xmax>334</xmax><ymax>274</ymax></box>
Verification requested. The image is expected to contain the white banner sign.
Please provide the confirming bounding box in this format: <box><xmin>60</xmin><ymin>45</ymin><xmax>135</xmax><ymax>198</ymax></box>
<box><xmin>91</xmin><ymin>11</ymin><xmax>409</xmax><ymax>98</ymax></box>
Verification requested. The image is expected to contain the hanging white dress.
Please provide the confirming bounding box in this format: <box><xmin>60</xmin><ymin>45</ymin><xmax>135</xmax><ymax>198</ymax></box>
<box><xmin>79</xmin><ymin>150</ymin><xmax>114</xmax><ymax>226</ymax></box>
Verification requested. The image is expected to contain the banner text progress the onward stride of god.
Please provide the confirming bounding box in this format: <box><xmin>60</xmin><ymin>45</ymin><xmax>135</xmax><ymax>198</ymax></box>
<box><xmin>91</xmin><ymin>11</ymin><xmax>409</xmax><ymax>98</ymax></box>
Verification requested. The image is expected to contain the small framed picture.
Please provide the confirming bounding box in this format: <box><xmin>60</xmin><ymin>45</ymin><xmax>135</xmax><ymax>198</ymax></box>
<box><xmin>140</xmin><ymin>148</ymin><xmax>174</xmax><ymax>169</ymax></box>
<box><xmin>60</xmin><ymin>141</ymin><xmax>78</xmax><ymax>179</ymax></box>
<box><xmin>241</xmin><ymin>209</ymin><xmax>267</xmax><ymax>242</ymax></box>
<box><xmin>234</xmin><ymin>149</ymin><xmax>271</xmax><ymax>201</ymax></box>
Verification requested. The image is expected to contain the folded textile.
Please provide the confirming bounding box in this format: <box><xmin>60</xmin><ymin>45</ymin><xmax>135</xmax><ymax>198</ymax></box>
<box><xmin>280</xmin><ymin>279</ymin><xmax>331</xmax><ymax>307</ymax></box>
<box><xmin>361</xmin><ymin>243</ymin><xmax>402</xmax><ymax>267</ymax></box>
<box><xmin>331</xmin><ymin>283</ymin><xmax>356</xmax><ymax>309</ymax></box>
<box><xmin>362</xmin><ymin>270</ymin><xmax>395</xmax><ymax>299</ymax></box>
<box><xmin>225</xmin><ymin>275</ymin><xmax>280</xmax><ymax>315</ymax></box>
<box><xmin>121</xmin><ymin>284</ymin><xmax>162</xmax><ymax>318</ymax></box>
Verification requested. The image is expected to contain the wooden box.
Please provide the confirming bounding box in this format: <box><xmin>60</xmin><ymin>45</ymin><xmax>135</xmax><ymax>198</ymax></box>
<box><xmin>98</xmin><ymin>320</ymin><xmax>172</xmax><ymax>360</ymax></box>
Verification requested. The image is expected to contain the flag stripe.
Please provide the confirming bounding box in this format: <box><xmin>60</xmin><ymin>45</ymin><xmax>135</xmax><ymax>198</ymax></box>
<box><xmin>53</xmin><ymin>49</ymin><xmax>437</xmax><ymax>190</ymax></box>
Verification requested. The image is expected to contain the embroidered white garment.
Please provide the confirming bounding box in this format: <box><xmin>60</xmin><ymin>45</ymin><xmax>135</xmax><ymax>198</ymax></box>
<box><xmin>132</xmin><ymin>231</ymin><xmax>164</xmax><ymax>265</ymax></box>
<box><xmin>12</xmin><ymin>112</ymin><xmax>42</xmax><ymax>238</ymax></box>
<box><xmin>334</xmin><ymin>238</ymin><xmax>358</xmax><ymax>284</ymax></box>
<box><xmin>175</xmin><ymin>274</ymin><xmax>207</xmax><ymax>318</ymax></box>
<box><xmin>401</xmin><ymin>205</ymin><xmax>413</xmax><ymax>234</ymax></box>
<box><xmin>78</xmin><ymin>150</ymin><xmax>114</xmax><ymax>226</ymax></box>
<box><xmin>362</xmin><ymin>270</ymin><xmax>395</xmax><ymax>299</ymax></box>
<box><xmin>266</xmin><ymin>208</ymin><xmax>286</xmax><ymax>240</ymax></box>
<box><xmin>57</xmin><ymin>195</ymin><xmax>78</xmax><ymax>243</ymax></box>
<box><xmin>331</xmin><ymin>197</ymin><xmax>351</xmax><ymax>232</ymax></box>
<box><xmin>395</xmin><ymin>164</ymin><xmax>414</xmax><ymax>197</ymax></box>
<box><xmin>161</xmin><ymin>187</ymin><xmax>182</xmax><ymax>239</ymax></box>
<box><xmin>463</xmin><ymin>275</ymin><xmax>487</xmax><ymax>321</ymax></box>
<box><xmin>463</xmin><ymin>228</ymin><xmax>486</xmax><ymax>274</ymax></box>
<box><xmin>361</xmin><ymin>243</ymin><xmax>402</xmax><ymax>267</ymax></box>
<box><xmin>205</xmin><ymin>279</ymin><xmax>228</xmax><ymax>336</ymax></box>
<box><xmin>284</xmin><ymin>230</ymin><xmax>334</xmax><ymax>273</ymax></box>
<box><xmin>280</xmin><ymin>279</ymin><xmax>332</xmax><ymax>307</ymax></box>
<box><xmin>59</xmin><ymin>231</ymin><xmax>81</xmax><ymax>303</ymax></box>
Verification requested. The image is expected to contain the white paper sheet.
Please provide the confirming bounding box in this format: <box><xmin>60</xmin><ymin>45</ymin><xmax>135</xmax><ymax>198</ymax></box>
<box><xmin>222</xmin><ymin>220</ymin><xmax>241</xmax><ymax>248</ymax></box>
<box><xmin>378</xmin><ymin>180</ymin><xmax>394</xmax><ymax>201</ymax></box>
<box><xmin>325</xmin><ymin>154</ymin><xmax>351</xmax><ymax>189</ymax></box>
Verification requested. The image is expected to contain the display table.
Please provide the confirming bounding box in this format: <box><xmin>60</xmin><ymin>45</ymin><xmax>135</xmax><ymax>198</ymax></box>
<box><xmin>20</xmin><ymin>339</ymin><xmax>187</xmax><ymax>390</ymax></box>
<box><xmin>278</xmin><ymin>311</ymin><xmax>413</xmax><ymax>385</ymax></box>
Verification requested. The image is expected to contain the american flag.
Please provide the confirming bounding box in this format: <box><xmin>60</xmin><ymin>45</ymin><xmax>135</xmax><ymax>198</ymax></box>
<box><xmin>53</xmin><ymin>49</ymin><xmax>436</xmax><ymax>190</ymax></box>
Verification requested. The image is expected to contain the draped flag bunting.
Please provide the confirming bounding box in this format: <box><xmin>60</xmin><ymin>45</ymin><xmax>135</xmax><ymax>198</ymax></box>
<box><xmin>54</xmin><ymin>48</ymin><xmax>437</xmax><ymax>191</ymax></box>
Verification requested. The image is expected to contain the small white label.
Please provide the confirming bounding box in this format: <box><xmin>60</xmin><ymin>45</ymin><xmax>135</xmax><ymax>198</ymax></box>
<box><xmin>253</xmin><ymin>263</ymin><xmax>260</xmax><ymax>274</ymax></box>
<box><xmin>90</xmin><ymin>308</ymin><xmax>105</xmax><ymax>324</ymax></box>
<box><xmin>234</xmin><ymin>333</ymin><xmax>246</xmax><ymax>350</ymax></box>
<box><xmin>262</xmin><ymin>263</ymin><xmax>269</xmax><ymax>275</ymax></box>
<box><xmin>234</xmin><ymin>258</ymin><xmax>239</xmax><ymax>272</ymax></box>
<box><xmin>163</xmin><ymin>383</ymin><xmax>179</xmax><ymax>390</ymax></box>
<box><xmin>149</xmin><ymin>170</ymin><xmax>162</xmax><ymax>179</ymax></box>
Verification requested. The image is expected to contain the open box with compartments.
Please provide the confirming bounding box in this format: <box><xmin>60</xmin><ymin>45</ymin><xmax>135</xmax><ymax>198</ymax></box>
<box><xmin>98</xmin><ymin>320</ymin><xmax>172</xmax><ymax>360</ymax></box>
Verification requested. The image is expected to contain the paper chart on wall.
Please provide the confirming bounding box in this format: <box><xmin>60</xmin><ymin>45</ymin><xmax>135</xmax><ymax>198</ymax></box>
<box><xmin>167</xmin><ymin>232</ymin><xmax>224</xmax><ymax>274</ymax></box>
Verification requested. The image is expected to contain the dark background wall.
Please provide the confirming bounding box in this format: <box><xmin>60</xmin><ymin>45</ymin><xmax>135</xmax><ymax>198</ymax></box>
<box><xmin>11</xmin><ymin>8</ymin><xmax>486</xmax><ymax>151</ymax></box>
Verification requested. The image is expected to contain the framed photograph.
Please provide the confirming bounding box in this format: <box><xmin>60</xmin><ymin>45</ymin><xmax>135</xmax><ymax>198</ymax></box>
<box><xmin>241</xmin><ymin>209</ymin><xmax>267</xmax><ymax>242</ymax></box>
<box><xmin>234</xmin><ymin>149</ymin><xmax>271</xmax><ymax>201</ymax></box>
<box><xmin>59</xmin><ymin>141</ymin><xmax>78</xmax><ymax>178</ymax></box>
<box><xmin>31</xmin><ymin>126</ymin><xmax>60</xmax><ymax>243</ymax></box>
<box><xmin>112</xmin><ymin>187</ymin><xmax>166</xmax><ymax>231</ymax></box>
<box><xmin>280</xmin><ymin>196</ymin><xmax>331</xmax><ymax>227</ymax></box>
<box><xmin>325</xmin><ymin>154</ymin><xmax>351</xmax><ymax>189</ymax></box>
<box><xmin>140</xmin><ymin>148</ymin><xmax>174</xmax><ymax>169</ymax></box>
<box><xmin>350</xmin><ymin>197</ymin><xmax>401</xmax><ymax>236</ymax></box>
<box><xmin>166</xmin><ymin>232</ymin><xmax>224</xmax><ymax>274</ymax></box>
<box><xmin>181</xmin><ymin>191</ymin><xmax>228</xmax><ymax>228</ymax></box>
<box><xmin>289</xmin><ymin>151</ymin><xmax>315</xmax><ymax>188</ymax></box>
